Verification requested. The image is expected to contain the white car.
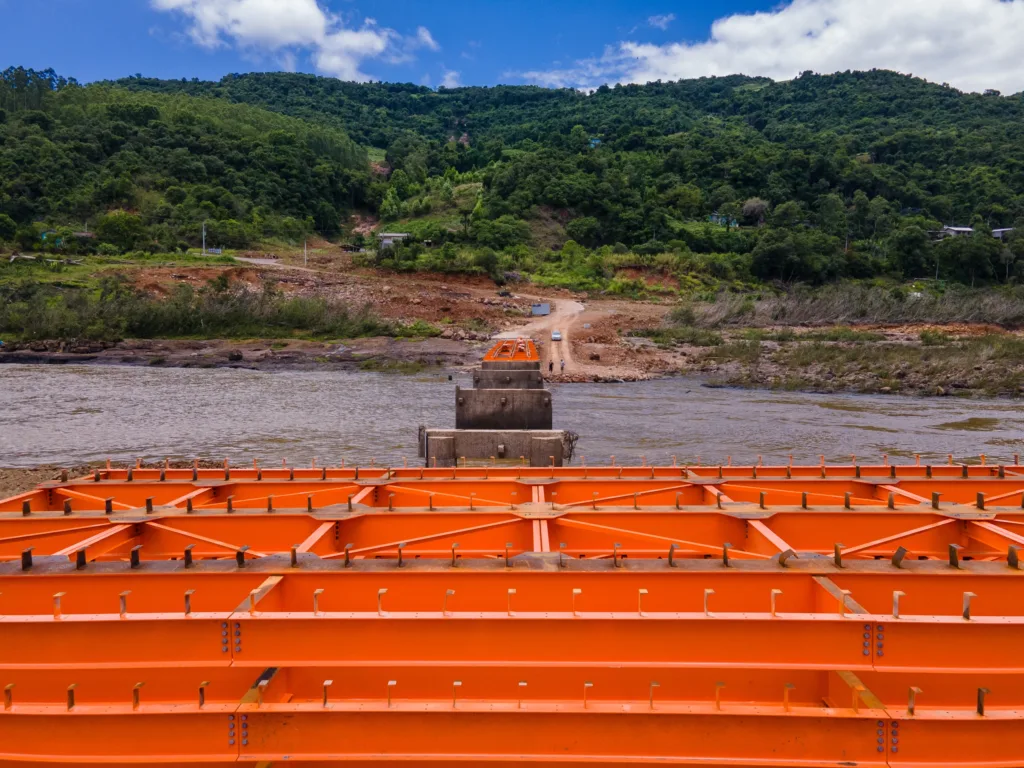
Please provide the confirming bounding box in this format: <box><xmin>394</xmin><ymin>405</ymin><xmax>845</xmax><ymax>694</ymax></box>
<box><xmin>551</xmin><ymin>330</ymin><xmax>562</xmax><ymax>341</ymax></box>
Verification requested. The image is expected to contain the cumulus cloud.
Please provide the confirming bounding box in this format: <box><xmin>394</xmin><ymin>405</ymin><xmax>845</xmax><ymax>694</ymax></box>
<box><xmin>519</xmin><ymin>0</ymin><xmax>1024</xmax><ymax>94</ymax></box>
<box><xmin>647</xmin><ymin>13</ymin><xmax>675</xmax><ymax>30</ymax></box>
<box><xmin>315</xmin><ymin>22</ymin><xmax>396</xmax><ymax>80</ymax></box>
<box><xmin>152</xmin><ymin>0</ymin><xmax>328</xmax><ymax>48</ymax></box>
<box><xmin>440</xmin><ymin>69</ymin><xmax>462</xmax><ymax>88</ymax></box>
<box><xmin>152</xmin><ymin>0</ymin><xmax>437</xmax><ymax>81</ymax></box>
<box><xmin>415</xmin><ymin>26</ymin><xmax>440</xmax><ymax>52</ymax></box>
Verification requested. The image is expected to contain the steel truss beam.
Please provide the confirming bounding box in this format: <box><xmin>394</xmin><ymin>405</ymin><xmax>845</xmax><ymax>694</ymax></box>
<box><xmin>1</xmin><ymin>463</ymin><xmax>1023</xmax><ymax>765</ymax></box>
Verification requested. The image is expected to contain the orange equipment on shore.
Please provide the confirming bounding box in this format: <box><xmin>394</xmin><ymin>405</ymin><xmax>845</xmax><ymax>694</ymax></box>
<box><xmin>1</xmin><ymin>456</ymin><xmax>1023</xmax><ymax>765</ymax></box>
<box><xmin>481</xmin><ymin>337</ymin><xmax>538</xmax><ymax>362</ymax></box>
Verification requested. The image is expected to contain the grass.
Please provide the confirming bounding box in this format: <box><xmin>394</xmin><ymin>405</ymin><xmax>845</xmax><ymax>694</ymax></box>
<box><xmin>641</xmin><ymin>326</ymin><xmax>723</xmax><ymax>346</ymax></box>
<box><xmin>738</xmin><ymin>328</ymin><xmax>797</xmax><ymax>342</ymax></box>
<box><xmin>801</xmin><ymin>327</ymin><xmax>886</xmax><ymax>342</ymax></box>
<box><xmin>357</xmin><ymin>359</ymin><xmax>429</xmax><ymax>375</ymax></box>
<box><xmin>0</xmin><ymin>278</ymin><xmax>408</xmax><ymax>342</ymax></box>
<box><xmin>920</xmin><ymin>330</ymin><xmax>953</xmax><ymax>346</ymax></box>
<box><xmin>462</xmin><ymin>318</ymin><xmax>493</xmax><ymax>334</ymax></box>
<box><xmin>678</xmin><ymin>284</ymin><xmax>1024</xmax><ymax>328</ymax></box>
<box><xmin>0</xmin><ymin>252</ymin><xmax>237</xmax><ymax>290</ymax></box>
<box><xmin>705</xmin><ymin>341</ymin><xmax>762</xmax><ymax>363</ymax></box>
<box><xmin>396</xmin><ymin>319</ymin><xmax>442</xmax><ymax>338</ymax></box>
<box><xmin>768</xmin><ymin>335</ymin><xmax>1024</xmax><ymax>396</ymax></box>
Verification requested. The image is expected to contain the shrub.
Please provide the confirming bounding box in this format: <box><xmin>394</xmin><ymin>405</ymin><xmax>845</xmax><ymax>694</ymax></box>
<box><xmin>920</xmin><ymin>330</ymin><xmax>953</xmax><ymax>346</ymax></box>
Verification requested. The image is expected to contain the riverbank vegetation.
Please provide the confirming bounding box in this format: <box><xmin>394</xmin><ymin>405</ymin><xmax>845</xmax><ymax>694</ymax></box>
<box><xmin>700</xmin><ymin>331</ymin><xmax>1024</xmax><ymax>398</ymax></box>
<box><xmin>669</xmin><ymin>283</ymin><xmax>1024</xmax><ymax>328</ymax></box>
<box><xmin>0</xmin><ymin>274</ymin><xmax>421</xmax><ymax>342</ymax></box>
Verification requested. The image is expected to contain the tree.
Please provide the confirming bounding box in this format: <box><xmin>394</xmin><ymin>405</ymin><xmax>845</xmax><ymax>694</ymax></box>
<box><xmin>473</xmin><ymin>248</ymin><xmax>498</xmax><ymax>277</ymax></box>
<box><xmin>389</xmin><ymin>169</ymin><xmax>411</xmax><ymax>199</ymax></box>
<box><xmin>379</xmin><ymin>188</ymin><xmax>401</xmax><ymax>221</ymax></box>
<box><xmin>565</xmin><ymin>216</ymin><xmax>601</xmax><ymax>248</ymax></box>
<box><xmin>938</xmin><ymin>232</ymin><xmax>1000</xmax><ymax>286</ymax></box>
<box><xmin>165</xmin><ymin>186</ymin><xmax>187</xmax><ymax>205</ymax></box>
<box><xmin>205</xmin><ymin>219</ymin><xmax>252</xmax><ymax>249</ymax></box>
<box><xmin>850</xmin><ymin>190</ymin><xmax>871</xmax><ymax>238</ymax></box>
<box><xmin>770</xmin><ymin>201</ymin><xmax>804</xmax><ymax>228</ymax></box>
<box><xmin>888</xmin><ymin>226</ymin><xmax>932</xmax><ymax>278</ymax></box>
<box><xmin>95</xmin><ymin>211</ymin><xmax>146</xmax><ymax>252</ymax></box>
<box><xmin>666</xmin><ymin>184</ymin><xmax>703</xmax><ymax>219</ymax></box>
<box><xmin>816</xmin><ymin>194</ymin><xmax>848</xmax><ymax>239</ymax></box>
<box><xmin>15</xmin><ymin>226</ymin><xmax>39</xmax><ymax>252</ymax></box>
<box><xmin>473</xmin><ymin>215</ymin><xmax>530</xmax><ymax>250</ymax></box>
<box><xmin>440</xmin><ymin>178</ymin><xmax>454</xmax><ymax>204</ymax></box>
<box><xmin>742</xmin><ymin>198</ymin><xmax>769</xmax><ymax>226</ymax></box>
<box><xmin>752</xmin><ymin>228</ymin><xmax>842</xmax><ymax>283</ymax></box>
<box><xmin>568</xmin><ymin>124</ymin><xmax>589</xmax><ymax>153</ymax></box>
<box><xmin>1005</xmin><ymin>228</ymin><xmax>1024</xmax><ymax>280</ymax></box>
<box><xmin>0</xmin><ymin>213</ymin><xmax>16</xmax><ymax>243</ymax></box>
<box><xmin>867</xmin><ymin>196</ymin><xmax>895</xmax><ymax>239</ymax></box>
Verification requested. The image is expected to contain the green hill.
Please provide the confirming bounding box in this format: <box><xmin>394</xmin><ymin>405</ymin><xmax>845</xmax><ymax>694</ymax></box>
<box><xmin>4</xmin><ymin>66</ymin><xmax>1024</xmax><ymax>288</ymax></box>
<box><xmin>0</xmin><ymin>67</ymin><xmax>370</xmax><ymax>253</ymax></box>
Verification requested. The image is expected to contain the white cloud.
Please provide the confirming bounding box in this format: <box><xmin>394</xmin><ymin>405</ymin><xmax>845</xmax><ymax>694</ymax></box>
<box><xmin>315</xmin><ymin>22</ymin><xmax>395</xmax><ymax>80</ymax></box>
<box><xmin>152</xmin><ymin>0</ymin><xmax>437</xmax><ymax>82</ymax></box>
<box><xmin>518</xmin><ymin>0</ymin><xmax>1024</xmax><ymax>94</ymax></box>
<box><xmin>440</xmin><ymin>69</ymin><xmax>462</xmax><ymax>88</ymax></box>
<box><xmin>415</xmin><ymin>26</ymin><xmax>440</xmax><ymax>52</ymax></box>
<box><xmin>152</xmin><ymin>0</ymin><xmax>327</xmax><ymax>49</ymax></box>
<box><xmin>647</xmin><ymin>13</ymin><xmax>675</xmax><ymax>30</ymax></box>
<box><xmin>440</xmin><ymin>70</ymin><xmax>462</xmax><ymax>88</ymax></box>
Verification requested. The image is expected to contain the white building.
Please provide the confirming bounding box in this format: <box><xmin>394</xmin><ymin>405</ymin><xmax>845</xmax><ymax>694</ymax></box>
<box><xmin>378</xmin><ymin>232</ymin><xmax>411</xmax><ymax>248</ymax></box>
<box><xmin>940</xmin><ymin>226</ymin><xmax>974</xmax><ymax>238</ymax></box>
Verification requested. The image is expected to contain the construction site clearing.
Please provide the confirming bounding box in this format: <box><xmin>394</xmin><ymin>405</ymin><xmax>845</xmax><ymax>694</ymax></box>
<box><xmin>1</xmin><ymin>455</ymin><xmax>1024</xmax><ymax>765</ymax></box>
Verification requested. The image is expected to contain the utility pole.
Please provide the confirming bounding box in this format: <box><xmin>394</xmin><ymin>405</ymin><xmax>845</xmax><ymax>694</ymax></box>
<box><xmin>202</xmin><ymin>221</ymin><xmax>206</xmax><ymax>256</ymax></box>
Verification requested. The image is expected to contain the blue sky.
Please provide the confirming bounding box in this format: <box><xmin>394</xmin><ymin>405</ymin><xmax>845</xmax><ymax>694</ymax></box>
<box><xmin>2</xmin><ymin>0</ymin><xmax>1023</xmax><ymax>93</ymax></box>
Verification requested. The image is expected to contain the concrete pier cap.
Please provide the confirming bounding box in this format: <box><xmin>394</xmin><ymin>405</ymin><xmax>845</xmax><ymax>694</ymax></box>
<box><xmin>421</xmin><ymin>337</ymin><xmax>573</xmax><ymax>467</ymax></box>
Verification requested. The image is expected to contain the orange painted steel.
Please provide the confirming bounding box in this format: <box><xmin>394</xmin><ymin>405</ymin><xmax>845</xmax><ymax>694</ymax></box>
<box><xmin>2</xmin><ymin>461</ymin><xmax>1024</xmax><ymax>765</ymax></box>
<box><xmin>481</xmin><ymin>337</ymin><xmax>538</xmax><ymax>362</ymax></box>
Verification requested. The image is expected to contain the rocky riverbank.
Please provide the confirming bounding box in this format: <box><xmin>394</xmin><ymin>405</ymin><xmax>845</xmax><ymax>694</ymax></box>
<box><xmin>0</xmin><ymin>335</ymin><xmax>487</xmax><ymax>372</ymax></box>
<box><xmin>644</xmin><ymin>325</ymin><xmax>1024</xmax><ymax>398</ymax></box>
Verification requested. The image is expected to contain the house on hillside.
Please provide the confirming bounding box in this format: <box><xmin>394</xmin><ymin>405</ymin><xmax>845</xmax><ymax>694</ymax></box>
<box><xmin>937</xmin><ymin>226</ymin><xmax>974</xmax><ymax>239</ymax></box>
<box><xmin>933</xmin><ymin>226</ymin><xmax>1015</xmax><ymax>241</ymax></box>
<box><xmin>377</xmin><ymin>232</ymin><xmax>411</xmax><ymax>249</ymax></box>
<box><xmin>708</xmin><ymin>212</ymin><xmax>739</xmax><ymax>228</ymax></box>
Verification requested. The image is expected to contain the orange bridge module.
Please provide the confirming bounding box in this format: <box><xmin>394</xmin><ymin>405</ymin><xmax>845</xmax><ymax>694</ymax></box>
<box><xmin>1</xmin><ymin>456</ymin><xmax>1023</xmax><ymax>765</ymax></box>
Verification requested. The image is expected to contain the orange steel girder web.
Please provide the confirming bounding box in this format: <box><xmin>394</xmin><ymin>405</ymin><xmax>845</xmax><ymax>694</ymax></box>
<box><xmin>1</xmin><ymin>458</ymin><xmax>1024</xmax><ymax>766</ymax></box>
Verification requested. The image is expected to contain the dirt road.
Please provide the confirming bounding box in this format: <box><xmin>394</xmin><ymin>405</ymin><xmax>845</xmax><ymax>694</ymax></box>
<box><xmin>494</xmin><ymin>298</ymin><xmax>586</xmax><ymax>375</ymax></box>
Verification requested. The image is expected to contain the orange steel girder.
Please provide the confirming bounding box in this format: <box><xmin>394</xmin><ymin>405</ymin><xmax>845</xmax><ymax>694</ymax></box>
<box><xmin>1</xmin><ymin>461</ymin><xmax>1024</xmax><ymax>765</ymax></box>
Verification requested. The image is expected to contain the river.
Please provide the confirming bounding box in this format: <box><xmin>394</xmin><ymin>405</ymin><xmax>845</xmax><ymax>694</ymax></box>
<box><xmin>0</xmin><ymin>364</ymin><xmax>1021</xmax><ymax>467</ymax></box>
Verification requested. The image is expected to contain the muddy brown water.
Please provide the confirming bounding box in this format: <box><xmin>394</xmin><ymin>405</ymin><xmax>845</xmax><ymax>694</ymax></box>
<box><xmin>1</xmin><ymin>364</ymin><xmax>1022</xmax><ymax>468</ymax></box>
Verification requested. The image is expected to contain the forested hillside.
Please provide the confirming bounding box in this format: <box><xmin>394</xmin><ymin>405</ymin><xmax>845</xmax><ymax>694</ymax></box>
<box><xmin>0</xmin><ymin>68</ymin><xmax>370</xmax><ymax>254</ymax></box>
<box><xmin>4</xmin><ymin>66</ymin><xmax>1024</xmax><ymax>290</ymax></box>
<box><xmin>112</xmin><ymin>69</ymin><xmax>1024</xmax><ymax>287</ymax></box>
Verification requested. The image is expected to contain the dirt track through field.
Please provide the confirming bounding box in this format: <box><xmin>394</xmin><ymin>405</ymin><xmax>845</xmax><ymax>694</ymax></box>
<box><xmin>494</xmin><ymin>298</ymin><xmax>588</xmax><ymax>374</ymax></box>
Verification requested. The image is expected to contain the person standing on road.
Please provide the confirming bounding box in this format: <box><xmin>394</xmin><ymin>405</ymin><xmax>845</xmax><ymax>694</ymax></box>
<box><xmin>548</xmin><ymin>361</ymin><xmax>554</xmax><ymax>373</ymax></box>
<box><xmin>560</xmin><ymin>359</ymin><xmax>565</xmax><ymax>373</ymax></box>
